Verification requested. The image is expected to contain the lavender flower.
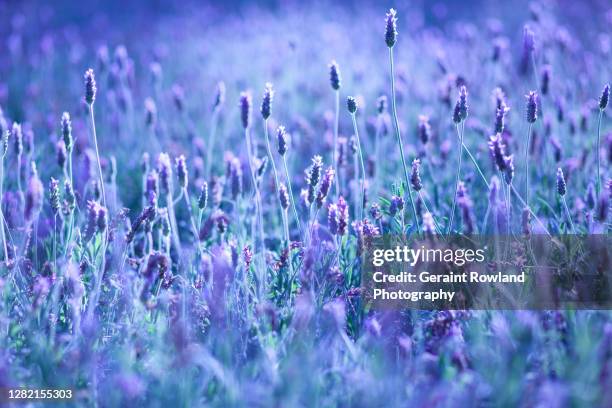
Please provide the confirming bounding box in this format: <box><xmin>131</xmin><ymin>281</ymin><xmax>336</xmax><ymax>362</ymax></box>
<box><xmin>600</xmin><ymin>83</ymin><xmax>610</xmax><ymax>111</ymax></box>
<box><xmin>347</xmin><ymin>96</ymin><xmax>358</xmax><ymax>114</ymax></box>
<box><xmin>228</xmin><ymin>157</ymin><xmax>242</xmax><ymax>199</ymax></box>
<box><xmin>586</xmin><ymin>183</ymin><xmax>596</xmax><ymax>210</ymax></box>
<box><xmin>385</xmin><ymin>8</ymin><xmax>398</xmax><ymax>48</ymax></box>
<box><xmin>175</xmin><ymin>155</ymin><xmax>188</xmax><ymax>189</ymax></box>
<box><xmin>522</xmin><ymin>207</ymin><xmax>531</xmax><ymax>236</ymax></box>
<box><xmin>526</xmin><ymin>91</ymin><xmax>538</xmax><ymax>123</ymax></box>
<box><xmin>243</xmin><ymin>246</ymin><xmax>253</xmax><ymax>269</ymax></box>
<box><xmin>521</xmin><ymin>25</ymin><xmax>535</xmax><ymax>74</ymax></box>
<box><xmin>198</xmin><ymin>182</ymin><xmax>208</xmax><ymax>210</ymax></box>
<box><xmin>125</xmin><ymin>206</ymin><xmax>155</xmax><ymax>244</ymax></box>
<box><xmin>63</xmin><ymin>180</ymin><xmax>76</xmax><ymax>214</ymax></box>
<box><xmin>488</xmin><ymin>134</ymin><xmax>508</xmax><ymax>172</ymax></box>
<box><xmin>260</xmin><ymin>83</ymin><xmax>274</xmax><ymax>120</ymax></box>
<box><xmin>24</xmin><ymin>168</ymin><xmax>43</xmax><ymax>222</ymax></box>
<box><xmin>240</xmin><ymin>92</ymin><xmax>252</xmax><ymax>129</ymax></box>
<box><xmin>279</xmin><ymin>183</ymin><xmax>290</xmax><ymax>210</ymax></box>
<box><xmin>48</xmin><ymin>178</ymin><xmax>61</xmax><ymax>215</ymax></box>
<box><xmin>369</xmin><ymin>203</ymin><xmax>382</xmax><ymax>221</ymax></box>
<box><xmin>83</xmin><ymin>201</ymin><xmax>99</xmax><ymax>241</ymax></box>
<box><xmin>84</xmin><ymin>68</ymin><xmax>97</xmax><ymax>105</ymax></box>
<box><xmin>453</xmin><ymin>86</ymin><xmax>468</xmax><ymax>124</ymax></box>
<box><xmin>316</xmin><ymin>167</ymin><xmax>335</xmax><ymax>208</ymax></box>
<box><xmin>306</xmin><ymin>155</ymin><xmax>323</xmax><ymax>204</ymax></box>
<box><xmin>277</xmin><ymin>126</ymin><xmax>288</xmax><ymax>156</ymax></box>
<box><xmin>214</xmin><ymin>81</ymin><xmax>226</xmax><ymax>109</ymax></box>
<box><xmin>377</xmin><ymin>95</ymin><xmax>387</xmax><ymax>114</ymax></box>
<box><xmin>410</xmin><ymin>158</ymin><xmax>422</xmax><ymax>191</ymax></box>
<box><xmin>389</xmin><ymin>195</ymin><xmax>404</xmax><ymax>216</ymax></box>
<box><xmin>337</xmin><ymin>196</ymin><xmax>349</xmax><ymax>235</ymax></box>
<box><xmin>329</xmin><ymin>60</ymin><xmax>341</xmax><ymax>91</ymax></box>
<box><xmin>597</xmin><ymin>194</ymin><xmax>608</xmax><ymax>223</ymax></box>
<box><xmin>328</xmin><ymin>202</ymin><xmax>339</xmax><ymax>235</ymax></box>
<box><xmin>556</xmin><ymin>167</ymin><xmax>567</xmax><ymax>196</ymax></box>
<box><xmin>97</xmin><ymin>205</ymin><xmax>108</xmax><ymax>233</ymax></box>
<box><xmin>418</xmin><ymin>115</ymin><xmax>431</xmax><ymax>145</ymax></box>
<box><xmin>145</xmin><ymin>170</ymin><xmax>159</xmax><ymax>199</ymax></box>
<box><xmin>61</xmin><ymin>112</ymin><xmax>73</xmax><ymax>150</ymax></box>
<box><xmin>495</xmin><ymin>102</ymin><xmax>510</xmax><ymax>134</ymax></box>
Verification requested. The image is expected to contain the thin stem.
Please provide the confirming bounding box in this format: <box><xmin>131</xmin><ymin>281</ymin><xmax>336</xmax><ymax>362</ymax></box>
<box><xmin>525</xmin><ymin>123</ymin><xmax>533</xmax><ymax>208</ymax></box>
<box><xmin>263</xmin><ymin>118</ymin><xmax>285</xmax><ymax>224</ymax></box>
<box><xmin>281</xmin><ymin>209</ymin><xmax>293</xmax><ymax>279</ymax></box>
<box><xmin>333</xmin><ymin>90</ymin><xmax>340</xmax><ymax>198</ymax></box>
<box><xmin>89</xmin><ymin>104</ymin><xmax>107</xmax><ymax>208</ymax></box>
<box><xmin>596</xmin><ymin>110</ymin><xmax>603</xmax><ymax>197</ymax></box>
<box><xmin>562</xmin><ymin>196</ymin><xmax>575</xmax><ymax>233</ymax></box>
<box><xmin>456</xmin><ymin>126</ymin><xmax>489</xmax><ymax>189</ymax></box>
<box><xmin>350</xmin><ymin>114</ymin><xmax>366</xmax><ymax>222</ymax></box>
<box><xmin>282</xmin><ymin>156</ymin><xmax>303</xmax><ymax>240</ymax></box>
<box><xmin>448</xmin><ymin>123</ymin><xmax>464</xmax><ymax>235</ymax></box>
<box><xmin>244</xmin><ymin>127</ymin><xmax>266</xmax><ymax>294</ymax></box>
<box><xmin>388</xmin><ymin>47</ymin><xmax>420</xmax><ymax>234</ymax></box>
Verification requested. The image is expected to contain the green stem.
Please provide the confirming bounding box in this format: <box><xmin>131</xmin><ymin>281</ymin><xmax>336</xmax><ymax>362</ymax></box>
<box><xmin>448</xmin><ymin>123</ymin><xmax>464</xmax><ymax>235</ymax></box>
<box><xmin>282</xmin><ymin>157</ymin><xmax>303</xmax><ymax>241</ymax></box>
<box><xmin>525</xmin><ymin>123</ymin><xmax>533</xmax><ymax>208</ymax></box>
<box><xmin>333</xmin><ymin>90</ymin><xmax>340</xmax><ymax>198</ymax></box>
<box><xmin>89</xmin><ymin>104</ymin><xmax>107</xmax><ymax>208</ymax></box>
<box><xmin>389</xmin><ymin>47</ymin><xmax>420</xmax><ymax>234</ymax></box>
<box><xmin>244</xmin><ymin>127</ymin><xmax>266</xmax><ymax>295</ymax></box>
<box><xmin>350</xmin><ymin>114</ymin><xmax>366</xmax><ymax>222</ymax></box>
<box><xmin>596</xmin><ymin>110</ymin><xmax>603</xmax><ymax>197</ymax></box>
<box><xmin>456</xmin><ymin>126</ymin><xmax>489</xmax><ymax>189</ymax></box>
<box><xmin>562</xmin><ymin>196</ymin><xmax>575</xmax><ymax>233</ymax></box>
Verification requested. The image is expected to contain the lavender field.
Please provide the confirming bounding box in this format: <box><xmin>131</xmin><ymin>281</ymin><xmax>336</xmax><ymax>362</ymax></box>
<box><xmin>0</xmin><ymin>0</ymin><xmax>611</xmax><ymax>406</ymax></box>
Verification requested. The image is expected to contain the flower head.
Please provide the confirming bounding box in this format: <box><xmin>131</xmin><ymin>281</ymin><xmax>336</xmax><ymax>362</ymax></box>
<box><xmin>260</xmin><ymin>83</ymin><xmax>274</xmax><ymax>120</ymax></box>
<box><xmin>556</xmin><ymin>167</ymin><xmax>566</xmax><ymax>196</ymax></box>
<box><xmin>410</xmin><ymin>158</ymin><xmax>422</xmax><ymax>191</ymax></box>
<box><xmin>316</xmin><ymin>167</ymin><xmax>335</xmax><ymax>208</ymax></box>
<box><xmin>277</xmin><ymin>126</ymin><xmax>288</xmax><ymax>156</ymax></box>
<box><xmin>240</xmin><ymin>91</ymin><xmax>252</xmax><ymax>129</ymax></box>
<box><xmin>61</xmin><ymin>112</ymin><xmax>73</xmax><ymax>150</ymax></box>
<box><xmin>329</xmin><ymin>60</ymin><xmax>341</xmax><ymax>91</ymax></box>
<box><xmin>453</xmin><ymin>86</ymin><xmax>468</xmax><ymax>123</ymax></box>
<box><xmin>600</xmin><ymin>83</ymin><xmax>610</xmax><ymax>111</ymax></box>
<box><xmin>279</xmin><ymin>183</ymin><xmax>290</xmax><ymax>210</ymax></box>
<box><xmin>175</xmin><ymin>155</ymin><xmax>188</xmax><ymax>189</ymax></box>
<box><xmin>418</xmin><ymin>115</ymin><xmax>431</xmax><ymax>145</ymax></box>
<box><xmin>347</xmin><ymin>96</ymin><xmax>358</xmax><ymax>114</ymax></box>
<box><xmin>385</xmin><ymin>9</ymin><xmax>398</xmax><ymax>48</ymax></box>
<box><xmin>526</xmin><ymin>91</ymin><xmax>538</xmax><ymax>123</ymax></box>
<box><xmin>84</xmin><ymin>68</ymin><xmax>97</xmax><ymax>105</ymax></box>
